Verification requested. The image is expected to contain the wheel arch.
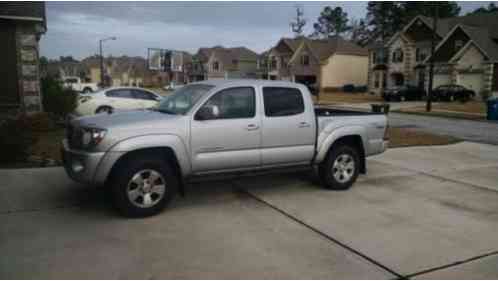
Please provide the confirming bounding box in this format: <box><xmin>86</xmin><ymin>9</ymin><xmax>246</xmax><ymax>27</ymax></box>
<box><xmin>316</xmin><ymin>128</ymin><xmax>367</xmax><ymax>174</ymax></box>
<box><xmin>105</xmin><ymin>147</ymin><xmax>184</xmax><ymax>189</ymax></box>
<box><xmin>94</xmin><ymin>134</ymin><xmax>191</xmax><ymax>186</ymax></box>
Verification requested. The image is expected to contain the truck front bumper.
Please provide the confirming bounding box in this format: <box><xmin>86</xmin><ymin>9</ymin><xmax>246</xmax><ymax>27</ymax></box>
<box><xmin>61</xmin><ymin>139</ymin><xmax>105</xmax><ymax>185</ymax></box>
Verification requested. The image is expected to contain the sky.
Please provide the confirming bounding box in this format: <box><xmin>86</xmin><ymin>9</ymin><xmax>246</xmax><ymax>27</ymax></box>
<box><xmin>40</xmin><ymin>1</ymin><xmax>497</xmax><ymax>60</ymax></box>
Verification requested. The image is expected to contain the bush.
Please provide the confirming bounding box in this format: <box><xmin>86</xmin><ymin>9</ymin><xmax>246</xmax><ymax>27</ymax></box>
<box><xmin>354</xmin><ymin>85</ymin><xmax>368</xmax><ymax>93</ymax></box>
<box><xmin>41</xmin><ymin>77</ymin><xmax>78</xmax><ymax>119</ymax></box>
<box><xmin>0</xmin><ymin>116</ymin><xmax>38</xmax><ymax>164</ymax></box>
<box><xmin>343</xmin><ymin>84</ymin><xmax>355</xmax><ymax>93</ymax></box>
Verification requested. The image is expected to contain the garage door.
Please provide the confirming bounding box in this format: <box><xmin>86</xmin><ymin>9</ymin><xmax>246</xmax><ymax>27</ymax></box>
<box><xmin>433</xmin><ymin>74</ymin><xmax>451</xmax><ymax>89</ymax></box>
<box><xmin>458</xmin><ymin>73</ymin><xmax>483</xmax><ymax>92</ymax></box>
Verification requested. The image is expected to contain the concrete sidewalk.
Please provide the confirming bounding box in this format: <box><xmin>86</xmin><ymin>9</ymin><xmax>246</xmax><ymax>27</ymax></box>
<box><xmin>1</xmin><ymin>142</ymin><xmax>498</xmax><ymax>279</ymax></box>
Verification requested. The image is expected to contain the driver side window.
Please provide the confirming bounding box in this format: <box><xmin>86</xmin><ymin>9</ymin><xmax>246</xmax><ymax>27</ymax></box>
<box><xmin>196</xmin><ymin>87</ymin><xmax>255</xmax><ymax>120</ymax></box>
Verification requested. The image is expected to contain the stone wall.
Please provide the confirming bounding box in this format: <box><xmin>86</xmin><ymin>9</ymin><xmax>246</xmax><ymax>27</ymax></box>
<box><xmin>15</xmin><ymin>22</ymin><xmax>44</xmax><ymax>115</ymax></box>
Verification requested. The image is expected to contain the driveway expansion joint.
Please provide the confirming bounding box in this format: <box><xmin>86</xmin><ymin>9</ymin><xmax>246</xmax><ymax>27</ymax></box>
<box><xmin>232</xmin><ymin>182</ymin><xmax>404</xmax><ymax>279</ymax></box>
<box><xmin>405</xmin><ymin>250</ymin><xmax>498</xmax><ymax>278</ymax></box>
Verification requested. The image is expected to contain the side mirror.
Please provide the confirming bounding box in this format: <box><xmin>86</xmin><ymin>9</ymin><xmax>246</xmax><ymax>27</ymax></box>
<box><xmin>195</xmin><ymin>105</ymin><xmax>218</xmax><ymax>120</ymax></box>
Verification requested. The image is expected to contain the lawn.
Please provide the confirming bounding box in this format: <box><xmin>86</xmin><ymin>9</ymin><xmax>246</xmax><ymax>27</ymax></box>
<box><xmin>313</xmin><ymin>92</ymin><xmax>382</xmax><ymax>105</ymax></box>
<box><xmin>396</xmin><ymin>101</ymin><xmax>486</xmax><ymax>120</ymax></box>
<box><xmin>388</xmin><ymin>127</ymin><xmax>460</xmax><ymax>148</ymax></box>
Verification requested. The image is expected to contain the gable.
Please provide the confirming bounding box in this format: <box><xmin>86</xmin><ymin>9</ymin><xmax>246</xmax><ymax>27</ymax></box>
<box><xmin>433</xmin><ymin>27</ymin><xmax>470</xmax><ymax>62</ymax></box>
<box><xmin>275</xmin><ymin>39</ymin><xmax>295</xmax><ymax>54</ymax></box>
<box><xmin>452</xmin><ymin>43</ymin><xmax>487</xmax><ymax>68</ymax></box>
<box><xmin>288</xmin><ymin>42</ymin><xmax>320</xmax><ymax>65</ymax></box>
<box><xmin>404</xmin><ymin>17</ymin><xmax>438</xmax><ymax>42</ymax></box>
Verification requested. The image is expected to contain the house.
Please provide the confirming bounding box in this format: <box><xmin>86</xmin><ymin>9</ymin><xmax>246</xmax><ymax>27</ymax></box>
<box><xmin>268</xmin><ymin>36</ymin><xmax>369</xmax><ymax>91</ymax></box>
<box><xmin>368</xmin><ymin>12</ymin><xmax>498</xmax><ymax>97</ymax></box>
<box><xmin>193</xmin><ymin>46</ymin><xmax>261</xmax><ymax>80</ymax></box>
<box><xmin>0</xmin><ymin>2</ymin><xmax>46</xmax><ymax>115</ymax></box>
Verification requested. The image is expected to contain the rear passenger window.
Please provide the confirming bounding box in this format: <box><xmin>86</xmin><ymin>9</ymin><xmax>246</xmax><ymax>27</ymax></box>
<box><xmin>263</xmin><ymin>87</ymin><xmax>304</xmax><ymax>117</ymax></box>
<box><xmin>106</xmin><ymin>89</ymin><xmax>134</xmax><ymax>98</ymax></box>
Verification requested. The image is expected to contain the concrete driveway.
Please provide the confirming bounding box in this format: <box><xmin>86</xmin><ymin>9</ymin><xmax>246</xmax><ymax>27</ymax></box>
<box><xmin>1</xmin><ymin>142</ymin><xmax>498</xmax><ymax>279</ymax></box>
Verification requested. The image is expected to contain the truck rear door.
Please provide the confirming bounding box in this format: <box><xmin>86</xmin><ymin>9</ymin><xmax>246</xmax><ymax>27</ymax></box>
<box><xmin>260</xmin><ymin>86</ymin><xmax>315</xmax><ymax>166</ymax></box>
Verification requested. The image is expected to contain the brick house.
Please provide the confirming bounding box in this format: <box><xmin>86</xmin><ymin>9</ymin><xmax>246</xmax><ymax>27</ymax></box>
<box><xmin>0</xmin><ymin>2</ymin><xmax>47</xmax><ymax>116</ymax></box>
<box><xmin>368</xmin><ymin>12</ymin><xmax>498</xmax><ymax>97</ymax></box>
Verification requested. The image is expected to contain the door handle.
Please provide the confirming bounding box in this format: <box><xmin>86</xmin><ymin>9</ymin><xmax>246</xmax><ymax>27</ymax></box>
<box><xmin>298</xmin><ymin>122</ymin><xmax>311</xmax><ymax>128</ymax></box>
<box><xmin>246</xmin><ymin>124</ymin><xmax>259</xmax><ymax>131</ymax></box>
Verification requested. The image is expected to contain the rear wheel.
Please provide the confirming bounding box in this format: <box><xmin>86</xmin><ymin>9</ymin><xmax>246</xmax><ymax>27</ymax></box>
<box><xmin>82</xmin><ymin>87</ymin><xmax>92</xmax><ymax>94</ymax></box>
<box><xmin>111</xmin><ymin>154</ymin><xmax>177</xmax><ymax>217</ymax></box>
<box><xmin>319</xmin><ymin>145</ymin><xmax>360</xmax><ymax>190</ymax></box>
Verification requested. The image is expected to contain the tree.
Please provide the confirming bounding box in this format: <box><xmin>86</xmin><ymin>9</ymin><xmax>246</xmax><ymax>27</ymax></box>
<box><xmin>312</xmin><ymin>6</ymin><xmax>350</xmax><ymax>39</ymax></box>
<box><xmin>290</xmin><ymin>6</ymin><xmax>306</xmax><ymax>37</ymax></box>
<box><xmin>365</xmin><ymin>1</ymin><xmax>461</xmax><ymax>42</ymax></box>
<box><xmin>347</xmin><ymin>18</ymin><xmax>370</xmax><ymax>46</ymax></box>
<box><xmin>401</xmin><ymin>2</ymin><xmax>460</xmax><ymax>21</ymax></box>
<box><xmin>365</xmin><ymin>2</ymin><xmax>403</xmax><ymax>41</ymax></box>
<box><xmin>467</xmin><ymin>2</ymin><xmax>498</xmax><ymax>15</ymax></box>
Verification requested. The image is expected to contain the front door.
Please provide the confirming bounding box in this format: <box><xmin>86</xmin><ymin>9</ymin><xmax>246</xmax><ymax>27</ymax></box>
<box><xmin>190</xmin><ymin>86</ymin><xmax>261</xmax><ymax>173</ymax></box>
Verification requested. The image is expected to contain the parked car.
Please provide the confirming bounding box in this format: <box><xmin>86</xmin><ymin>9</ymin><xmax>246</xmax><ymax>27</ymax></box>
<box><xmin>382</xmin><ymin>85</ymin><xmax>426</xmax><ymax>101</ymax></box>
<box><xmin>432</xmin><ymin>84</ymin><xmax>476</xmax><ymax>102</ymax></box>
<box><xmin>62</xmin><ymin>80</ymin><xmax>389</xmax><ymax>217</ymax></box>
<box><xmin>63</xmin><ymin>76</ymin><xmax>99</xmax><ymax>93</ymax></box>
<box><xmin>75</xmin><ymin>87</ymin><xmax>162</xmax><ymax>116</ymax></box>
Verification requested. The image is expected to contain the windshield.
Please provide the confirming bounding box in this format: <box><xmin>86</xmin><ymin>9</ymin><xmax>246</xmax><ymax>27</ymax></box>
<box><xmin>156</xmin><ymin>84</ymin><xmax>214</xmax><ymax>115</ymax></box>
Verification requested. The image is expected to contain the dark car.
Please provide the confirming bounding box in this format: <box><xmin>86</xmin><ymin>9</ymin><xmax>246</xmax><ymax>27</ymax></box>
<box><xmin>432</xmin><ymin>84</ymin><xmax>476</xmax><ymax>102</ymax></box>
<box><xmin>382</xmin><ymin>85</ymin><xmax>426</xmax><ymax>102</ymax></box>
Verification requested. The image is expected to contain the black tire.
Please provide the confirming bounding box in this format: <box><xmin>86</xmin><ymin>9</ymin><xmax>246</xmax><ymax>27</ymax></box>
<box><xmin>83</xmin><ymin>87</ymin><xmax>92</xmax><ymax>93</ymax></box>
<box><xmin>110</xmin><ymin>153</ymin><xmax>178</xmax><ymax>217</ymax></box>
<box><xmin>95</xmin><ymin>106</ymin><xmax>113</xmax><ymax>114</ymax></box>
<box><xmin>318</xmin><ymin>144</ymin><xmax>360</xmax><ymax>190</ymax></box>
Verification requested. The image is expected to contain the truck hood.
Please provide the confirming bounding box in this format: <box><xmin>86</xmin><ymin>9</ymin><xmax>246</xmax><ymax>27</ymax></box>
<box><xmin>72</xmin><ymin>109</ymin><xmax>183</xmax><ymax>131</ymax></box>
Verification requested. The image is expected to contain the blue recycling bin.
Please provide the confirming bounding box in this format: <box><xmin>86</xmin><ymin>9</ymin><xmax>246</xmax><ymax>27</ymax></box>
<box><xmin>487</xmin><ymin>98</ymin><xmax>498</xmax><ymax>121</ymax></box>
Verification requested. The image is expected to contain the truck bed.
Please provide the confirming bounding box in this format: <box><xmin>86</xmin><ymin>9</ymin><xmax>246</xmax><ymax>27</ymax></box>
<box><xmin>314</xmin><ymin>106</ymin><xmax>383</xmax><ymax>116</ymax></box>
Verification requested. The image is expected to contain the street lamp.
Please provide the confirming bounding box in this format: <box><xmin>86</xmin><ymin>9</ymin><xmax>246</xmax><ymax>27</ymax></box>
<box><xmin>99</xmin><ymin>36</ymin><xmax>116</xmax><ymax>87</ymax></box>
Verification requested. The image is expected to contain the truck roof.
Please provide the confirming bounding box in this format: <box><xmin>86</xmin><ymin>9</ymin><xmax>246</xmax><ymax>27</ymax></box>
<box><xmin>190</xmin><ymin>79</ymin><xmax>306</xmax><ymax>89</ymax></box>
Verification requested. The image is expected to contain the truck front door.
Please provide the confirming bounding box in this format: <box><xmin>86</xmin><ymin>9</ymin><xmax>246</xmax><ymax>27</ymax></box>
<box><xmin>190</xmin><ymin>86</ymin><xmax>261</xmax><ymax>173</ymax></box>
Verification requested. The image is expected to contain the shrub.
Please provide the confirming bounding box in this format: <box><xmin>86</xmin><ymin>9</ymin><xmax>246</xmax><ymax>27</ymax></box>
<box><xmin>41</xmin><ymin>77</ymin><xmax>78</xmax><ymax>119</ymax></box>
<box><xmin>0</xmin><ymin>116</ymin><xmax>38</xmax><ymax>164</ymax></box>
<box><xmin>343</xmin><ymin>84</ymin><xmax>355</xmax><ymax>93</ymax></box>
<box><xmin>354</xmin><ymin>85</ymin><xmax>368</xmax><ymax>93</ymax></box>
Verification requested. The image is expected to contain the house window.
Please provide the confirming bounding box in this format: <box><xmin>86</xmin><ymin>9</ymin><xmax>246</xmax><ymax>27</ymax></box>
<box><xmin>301</xmin><ymin>55</ymin><xmax>310</xmax><ymax>66</ymax></box>
<box><xmin>392</xmin><ymin>48</ymin><xmax>404</xmax><ymax>63</ymax></box>
<box><xmin>374</xmin><ymin>72</ymin><xmax>380</xmax><ymax>88</ymax></box>
<box><xmin>372</xmin><ymin>52</ymin><xmax>377</xmax><ymax>64</ymax></box>
<box><xmin>232</xmin><ymin>59</ymin><xmax>238</xmax><ymax>66</ymax></box>
<box><xmin>270</xmin><ymin>57</ymin><xmax>277</xmax><ymax>70</ymax></box>
<box><xmin>213</xmin><ymin>61</ymin><xmax>219</xmax><ymax>71</ymax></box>
<box><xmin>455</xmin><ymin>40</ymin><xmax>464</xmax><ymax>52</ymax></box>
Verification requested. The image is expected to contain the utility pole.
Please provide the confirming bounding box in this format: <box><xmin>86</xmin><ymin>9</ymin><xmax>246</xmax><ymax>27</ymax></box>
<box><xmin>426</xmin><ymin>4</ymin><xmax>438</xmax><ymax>112</ymax></box>
<box><xmin>99</xmin><ymin>36</ymin><xmax>116</xmax><ymax>87</ymax></box>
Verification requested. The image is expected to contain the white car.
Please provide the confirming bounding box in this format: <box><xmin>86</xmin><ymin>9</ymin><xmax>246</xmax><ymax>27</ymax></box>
<box><xmin>63</xmin><ymin>76</ymin><xmax>99</xmax><ymax>93</ymax></box>
<box><xmin>75</xmin><ymin>87</ymin><xmax>163</xmax><ymax>116</ymax></box>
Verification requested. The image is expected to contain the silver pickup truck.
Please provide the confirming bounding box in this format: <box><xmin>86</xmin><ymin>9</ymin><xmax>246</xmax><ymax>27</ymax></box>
<box><xmin>62</xmin><ymin>79</ymin><xmax>388</xmax><ymax>217</ymax></box>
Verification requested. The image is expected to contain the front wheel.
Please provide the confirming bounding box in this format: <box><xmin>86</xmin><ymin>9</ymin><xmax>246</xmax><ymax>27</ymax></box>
<box><xmin>111</xmin><ymin>154</ymin><xmax>177</xmax><ymax>217</ymax></box>
<box><xmin>319</xmin><ymin>145</ymin><xmax>360</xmax><ymax>190</ymax></box>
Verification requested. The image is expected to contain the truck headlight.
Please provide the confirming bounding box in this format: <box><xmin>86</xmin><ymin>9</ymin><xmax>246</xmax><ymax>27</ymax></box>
<box><xmin>81</xmin><ymin>127</ymin><xmax>106</xmax><ymax>149</ymax></box>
